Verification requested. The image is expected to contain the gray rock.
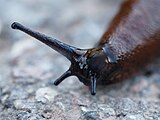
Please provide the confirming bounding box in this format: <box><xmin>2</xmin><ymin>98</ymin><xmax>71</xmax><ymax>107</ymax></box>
<box><xmin>0</xmin><ymin>0</ymin><xmax>160</xmax><ymax>120</ymax></box>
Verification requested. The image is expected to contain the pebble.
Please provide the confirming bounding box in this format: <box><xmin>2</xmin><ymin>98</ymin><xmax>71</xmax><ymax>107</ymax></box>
<box><xmin>35</xmin><ymin>87</ymin><xmax>57</xmax><ymax>103</ymax></box>
<box><xmin>14</xmin><ymin>100</ymin><xmax>34</xmax><ymax>112</ymax></box>
<box><xmin>98</xmin><ymin>104</ymin><xmax>116</xmax><ymax>116</ymax></box>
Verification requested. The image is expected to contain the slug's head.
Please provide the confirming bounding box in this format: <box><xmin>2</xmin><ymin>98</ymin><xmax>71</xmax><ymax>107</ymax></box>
<box><xmin>11</xmin><ymin>22</ymin><xmax>112</xmax><ymax>95</ymax></box>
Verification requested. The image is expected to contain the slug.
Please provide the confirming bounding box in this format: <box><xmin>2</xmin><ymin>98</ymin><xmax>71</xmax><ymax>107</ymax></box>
<box><xmin>11</xmin><ymin>0</ymin><xmax>160</xmax><ymax>95</ymax></box>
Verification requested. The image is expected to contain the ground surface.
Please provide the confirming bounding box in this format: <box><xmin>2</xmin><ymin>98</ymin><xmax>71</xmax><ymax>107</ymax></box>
<box><xmin>0</xmin><ymin>0</ymin><xmax>160</xmax><ymax>120</ymax></box>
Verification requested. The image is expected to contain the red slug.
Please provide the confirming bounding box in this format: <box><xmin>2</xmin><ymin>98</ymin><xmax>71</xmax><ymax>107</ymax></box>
<box><xmin>11</xmin><ymin>0</ymin><xmax>160</xmax><ymax>95</ymax></box>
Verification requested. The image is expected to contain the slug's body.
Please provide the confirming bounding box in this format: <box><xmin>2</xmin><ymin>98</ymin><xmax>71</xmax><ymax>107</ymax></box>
<box><xmin>11</xmin><ymin>0</ymin><xmax>160</xmax><ymax>95</ymax></box>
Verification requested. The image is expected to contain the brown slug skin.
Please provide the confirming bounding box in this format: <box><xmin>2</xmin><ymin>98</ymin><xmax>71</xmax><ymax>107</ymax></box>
<box><xmin>99</xmin><ymin>0</ymin><xmax>160</xmax><ymax>84</ymax></box>
<box><xmin>11</xmin><ymin>0</ymin><xmax>160</xmax><ymax>95</ymax></box>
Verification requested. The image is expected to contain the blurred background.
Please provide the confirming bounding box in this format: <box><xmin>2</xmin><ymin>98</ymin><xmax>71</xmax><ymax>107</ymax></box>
<box><xmin>0</xmin><ymin>0</ymin><xmax>160</xmax><ymax>119</ymax></box>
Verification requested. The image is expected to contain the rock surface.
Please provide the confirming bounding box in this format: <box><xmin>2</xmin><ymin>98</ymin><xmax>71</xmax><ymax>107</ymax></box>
<box><xmin>0</xmin><ymin>0</ymin><xmax>160</xmax><ymax>120</ymax></box>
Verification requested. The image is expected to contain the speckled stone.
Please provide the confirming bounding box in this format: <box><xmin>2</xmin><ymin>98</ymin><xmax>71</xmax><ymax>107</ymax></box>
<box><xmin>0</xmin><ymin>0</ymin><xmax>160</xmax><ymax>120</ymax></box>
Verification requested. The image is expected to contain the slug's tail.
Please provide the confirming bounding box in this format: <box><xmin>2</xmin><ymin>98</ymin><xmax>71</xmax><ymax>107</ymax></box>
<box><xmin>11</xmin><ymin>22</ymin><xmax>97</xmax><ymax>95</ymax></box>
